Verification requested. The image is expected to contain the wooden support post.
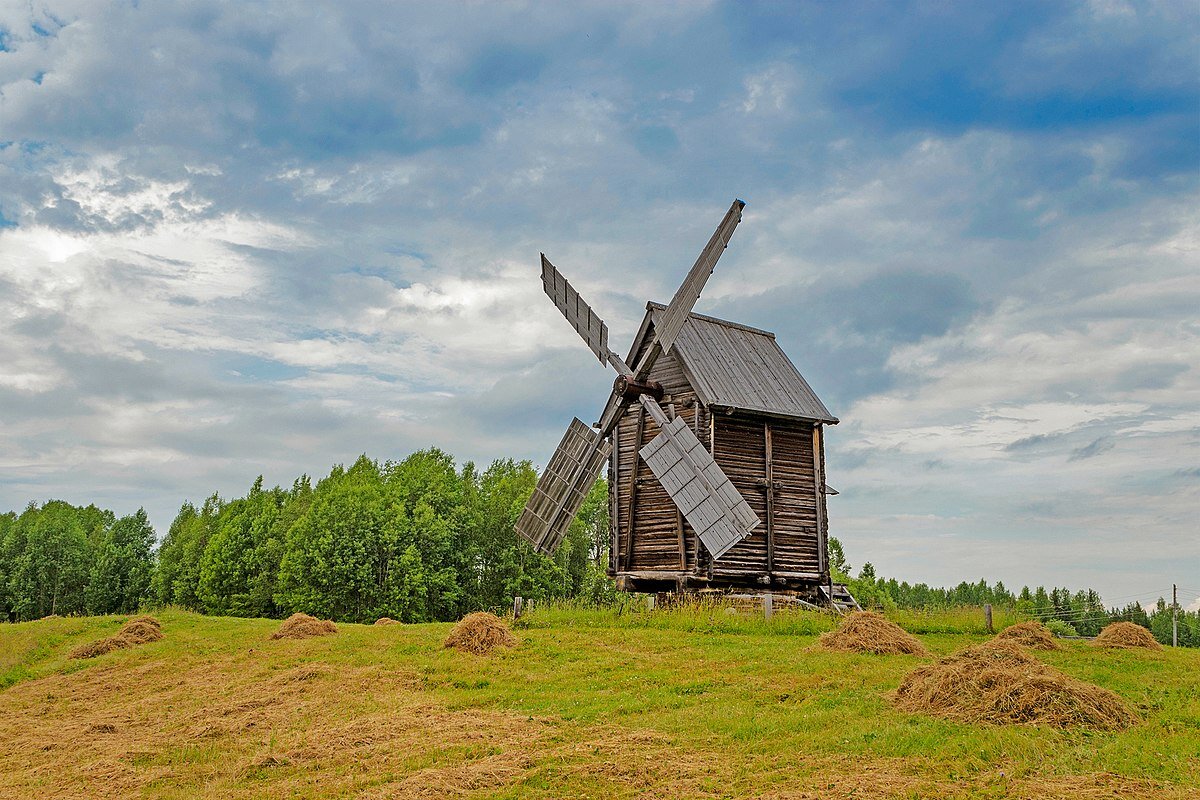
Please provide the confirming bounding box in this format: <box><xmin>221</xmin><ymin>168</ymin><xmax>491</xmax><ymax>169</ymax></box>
<box><xmin>812</xmin><ymin>425</ymin><xmax>828</xmax><ymax>576</ymax></box>
<box><xmin>622</xmin><ymin>403</ymin><xmax>646</xmax><ymax>571</ymax></box>
<box><xmin>984</xmin><ymin>603</ymin><xmax>993</xmax><ymax>634</ymax></box>
<box><xmin>1173</xmin><ymin>584</ymin><xmax>1178</xmax><ymax>647</ymax></box>
<box><xmin>764</xmin><ymin>423</ymin><xmax>774</xmax><ymax>578</ymax></box>
<box><xmin>675</xmin><ymin>508</ymin><xmax>687</xmax><ymax>570</ymax></box>
<box><xmin>671</xmin><ymin>404</ymin><xmax>688</xmax><ymax>570</ymax></box>
<box><xmin>514</xmin><ymin>596</ymin><xmax>524</xmax><ymax>619</ymax></box>
<box><xmin>763</xmin><ymin>593</ymin><xmax>774</xmax><ymax>621</ymax></box>
<box><xmin>610</xmin><ymin>424</ymin><xmax>620</xmax><ymax>574</ymax></box>
<box><xmin>647</xmin><ymin>594</ymin><xmax>656</xmax><ymax>612</ymax></box>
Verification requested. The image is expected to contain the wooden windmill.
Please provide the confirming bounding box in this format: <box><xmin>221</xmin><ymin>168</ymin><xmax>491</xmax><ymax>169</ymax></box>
<box><xmin>516</xmin><ymin>200</ymin><xmax>851</xmax><ymax>605</ymax></box>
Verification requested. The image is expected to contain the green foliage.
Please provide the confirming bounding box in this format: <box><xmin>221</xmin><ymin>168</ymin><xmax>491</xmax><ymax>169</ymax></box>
<box><xmin>1045</xmin><ymin>619</ymin><xmax>1079</xmax><ymax>637</ymax></box>
<box><xmin>0</xmin><ymin>501</ymin><xmax>150</xmax><ymax>621</ymax></box>
<box><xmin>85</xmin><ymin>508</ymin><xmax>155</xmax><ymax>614</ymax></box>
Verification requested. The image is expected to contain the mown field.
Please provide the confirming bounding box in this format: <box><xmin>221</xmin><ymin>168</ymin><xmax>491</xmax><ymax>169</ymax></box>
<box><xmin>1</xmin><ymin>606</ymin><xmax>1197</xmax><ymax>799</ymax></box>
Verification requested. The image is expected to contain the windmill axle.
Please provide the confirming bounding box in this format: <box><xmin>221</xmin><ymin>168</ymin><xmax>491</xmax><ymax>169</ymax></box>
<box><xmin>615</xmin><ymin>375</ymin><xmax>664</xmax><ymax>402</ymax></box>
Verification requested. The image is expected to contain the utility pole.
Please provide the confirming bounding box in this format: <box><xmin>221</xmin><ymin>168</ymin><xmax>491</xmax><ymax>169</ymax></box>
<box><xmin>1173</xmin><ymin>584</ymin><xmax>1178</xmax><ymax>648</ymax></box>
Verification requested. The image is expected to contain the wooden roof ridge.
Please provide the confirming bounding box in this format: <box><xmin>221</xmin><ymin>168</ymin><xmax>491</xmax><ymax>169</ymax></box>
<box><xmin>624</xmin><ymin>303</ymin><xmax>839</xmax><ymax>425</ymax></box>
<box><xmin>644</xmin><ymin>301</ymin><xmax>777</xmax><ymax>338</ymax></box>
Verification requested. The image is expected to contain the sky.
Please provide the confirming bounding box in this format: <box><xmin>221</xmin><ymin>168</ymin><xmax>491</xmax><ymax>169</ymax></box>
<box><xmin>1</xmin><ymin>0</ymin><xmax>1197</xmax><ymax>610</ymax></box>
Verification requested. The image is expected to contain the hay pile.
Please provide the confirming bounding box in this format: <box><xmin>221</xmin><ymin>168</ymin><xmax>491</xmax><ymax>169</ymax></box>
<box><xmin>1093</xmin><ymin>621</ymin><xmax>1162</xmax><ymax>650</ymax></box>
<box><xmin>443</xmin><ymin>612</ymin><xmax>517</xmax><ymax>655</ymax></box>
<box><xmin>69</xmin><ymin>615</ymin><xmax>165</xmax><ymax>659</ymax></box>
<box><xmin>374</xmin><ymin>617</ymin><xmax>400</xmax><ymax>626</ymax></box>
<box><xmin>270</xmin><ymin>613</ymin><xmax>337</xmax><ymax>640</ymax></box>
<box><xmin>894</xmin><ymin>640</ymin><xmax>1137</xmax><ymax>730</ymax></box>
<box><xmin>994</xmin><ymin>621</ymin><xmax>1060</xmax><ymax>651</ymax></box>
<box><xmin>816</xmin><ymin>611</ymin><xmax>929</xmax><ymax>655</ymax></box>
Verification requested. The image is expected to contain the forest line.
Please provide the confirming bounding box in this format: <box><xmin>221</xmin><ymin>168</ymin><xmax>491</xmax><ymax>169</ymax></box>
<box><xmin>2</xmin><ymin>449</ymin><xmax>1195</xmax><ymax>646</ymax></box>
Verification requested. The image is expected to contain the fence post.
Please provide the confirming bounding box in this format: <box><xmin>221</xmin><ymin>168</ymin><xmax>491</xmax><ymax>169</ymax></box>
<box><xmin>984</xmin><ymin>603</ymin><xmax>993</xmax><ymax>634</ymax></box>
<box><xmin>513</xmin><ymin>596</ymin><xmax>523</xmax><ymax>620</ymax></box>
<box><xmin>763</xmin><ymin>594</ymin><xmax>774</xmax><ymax>621</ymax></box>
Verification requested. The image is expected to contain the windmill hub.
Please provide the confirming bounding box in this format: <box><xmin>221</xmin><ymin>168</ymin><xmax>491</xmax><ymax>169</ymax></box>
<box><xmin>614</xmin><ymin>374</ymin><xmax>664</xmax><ymax>403</ymax></box>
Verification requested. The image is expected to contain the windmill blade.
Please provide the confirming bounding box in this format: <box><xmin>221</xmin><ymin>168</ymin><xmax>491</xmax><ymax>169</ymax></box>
<box><xmin>635</xmin><ymin>199</ymin><xmax>745</xmax><ymax>380</ymax></box>
<box><xmin>636</xmin><ymin>396</ymin><xmax>759</xmax><ymax>560</ymax></box>
<box><xmin>516</xmin><ymin>418</ymin><xmax>612</xmax><ymax>556</ymax></box>
<box><xmin>541</xmin><ymin>254</ymin><xmax>613</xmax><ymax>366</ymax></box>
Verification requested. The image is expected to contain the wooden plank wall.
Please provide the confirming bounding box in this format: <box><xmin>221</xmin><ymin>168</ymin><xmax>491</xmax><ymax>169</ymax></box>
<box><xmin>710</xmin><ymin>415</ymin><xmax>821</xmax><ymax>577</ymax></box>
<box><xmin>613</xmin><ymin>344</ymin><xmax>707</xmax><ymax>574</ymax></box>
<box><xmin>767</xmin><ymin>421</ymin><xmax>822</xmax><ymax>574</ymax></box>
<box><xmin>708</xmin><ymin>415</ymin><xmax>768</xmax><ymax>574</ymax></box>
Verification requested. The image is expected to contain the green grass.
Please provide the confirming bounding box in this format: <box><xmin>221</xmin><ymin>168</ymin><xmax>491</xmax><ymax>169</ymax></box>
<box><xmin>0</xmin><ymin>606</ymin><xmax>1197</xmax><ymax>799</ymax></box>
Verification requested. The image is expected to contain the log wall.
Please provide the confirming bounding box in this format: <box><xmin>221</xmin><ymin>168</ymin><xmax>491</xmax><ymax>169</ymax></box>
<box><xmin>611</xmin><ymin>344</ymin><xmax>707</xmax><ymax>575</ymax></box>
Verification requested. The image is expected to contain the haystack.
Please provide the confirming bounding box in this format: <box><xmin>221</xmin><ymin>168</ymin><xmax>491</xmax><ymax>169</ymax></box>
<box><xmin>270</xmin><ymin>613</ymin><xmax>337</xmax><ymax>640</ymax></box>
<box><xmin>120</xmin><ymin>619</ymin><xmax>165</xmax><ymax>645</ymax></box>
<box><xmin>994</xmin><ymin>621</ymin><xmax>1060</xmax><ymax>651</ymax></box>
<box><xmin>69</xmin><ymin>615</ymin><xmax>164</xmax><ymax>660</ymax></box>
<box><xmin>893</xmin><ymin>640</ymin><xmax>1137</xmax><ymax>730</ymax></box>
<box><xmin>816</xmin><ymin>611</ymin><xmax>929</xmax><ymax>655</ymax></box>
<box><xmin>1094</xmin><ymin>621</ymin><xmax>1162</xmax><ymax>650</ymax></box>
<box><xmin>443</xmin><ymin>612</ymin><xmax>517</xmax><ymax>655</ymax></box>
<box><xmin>374</xmin><ymin>617</ymin><xmax>401</xmax><ymax>625</ymax></box>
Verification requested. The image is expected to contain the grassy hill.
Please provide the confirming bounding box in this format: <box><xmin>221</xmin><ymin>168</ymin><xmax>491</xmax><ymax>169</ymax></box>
<box><xmin>1</xmin><ymin>607</ymin><xmax>1197</xmax><ymax>799</ymax></box>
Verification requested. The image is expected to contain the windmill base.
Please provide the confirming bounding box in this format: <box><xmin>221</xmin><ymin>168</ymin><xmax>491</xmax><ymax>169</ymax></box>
<box><xmin>614</xmin><ymin>571</ymin><xmax>856</xmax><ymax>610</ymax></box>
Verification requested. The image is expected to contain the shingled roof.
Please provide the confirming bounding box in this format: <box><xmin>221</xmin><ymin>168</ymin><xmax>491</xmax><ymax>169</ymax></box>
<box><xmin>628</xmin><ymin>302</ymin><xmax>838</xmax><ymax>424</ymax></box>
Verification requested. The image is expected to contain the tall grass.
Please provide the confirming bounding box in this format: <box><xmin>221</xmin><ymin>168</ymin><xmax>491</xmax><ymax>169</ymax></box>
<box><xmin>885</xmin><ymin>605</ymin><xmax>1028</xmax><ymax>634</ymax></box>
<box><xmin>517</xmin><ymin>597</ymin><xmax>837</xmax><ymax>636</ymax></box>
<box><xmin>516</xmin><ymin>597</ymin><xmax>1030</xmax><ymax>637</ymax></box>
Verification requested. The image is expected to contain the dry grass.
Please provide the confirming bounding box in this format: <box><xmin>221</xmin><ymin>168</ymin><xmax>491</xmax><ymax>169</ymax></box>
<box><xmin>1094</xmin><ymin>621</ymin><xmax>1163</xmax><ymax>650</ymax></box>
<box><xmin>374</xmin><ymin>617</ymin><xmax>401</xmax><ymax>626</ymax></box>
<box><xmin>816</xmin><ymin>611</ymin><xmax>930</xmax><ymax>655</ymax></box>
<box><xmin>443</xmin><ymin>612</ymin><xmax>517</xmax><ymax>655</ymax></box>
<box><xmin>2</xmin><ymin>611</ymin><xmax>1193</xmax><ymax>799</ymax></box>
<box><xmin>894</xmin><ymin>640</ymin><xmax>1138</xmax><ymax>730</ymax></box>
<box><xmin>269</xmin><ymin>613</ymin><xmax>337</xmax><ymax>640</ymax></box>
<box><xmin>69</xmin><ymin>616</ymin><xmax>164</xmax><ymax>659</ymax></box>
<box><xmin>994</xmin><ymin>621</ymin><xmax>1061</xmax><ymax>651</ymax></box>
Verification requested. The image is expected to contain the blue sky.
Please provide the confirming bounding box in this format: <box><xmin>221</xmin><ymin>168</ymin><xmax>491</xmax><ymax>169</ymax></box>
<box><xmin>1</xmin><ymin>0</ymin><xmax>1197</xmax><ymax>608</ymax></box>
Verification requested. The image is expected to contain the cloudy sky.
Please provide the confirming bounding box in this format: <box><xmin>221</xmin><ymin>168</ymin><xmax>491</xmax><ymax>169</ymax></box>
<box><xmin>1</xmin><ymin>1</ymin><xmax>1196</xmax><ymax>608</ymax></box>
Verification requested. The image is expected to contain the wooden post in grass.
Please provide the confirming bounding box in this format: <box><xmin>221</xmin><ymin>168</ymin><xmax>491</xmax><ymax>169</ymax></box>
<box><xmin>513</xmin><ymin>596</ymin><xmax>524</xmax><ymax>620</ymax></box>
<box><xmin>984</xmin><ymin>604</ymin><xmax>994</xmax><ymax>634</ymax></box>
<box><xmin>1173</xmin><ymin>584</ymin><xmax>1178</xmax><ymax>648</ymax></box>
<box><xmin>763</xmin><ymin>594</ymin><xmax>774</xmax><ymax>621</ymax></box>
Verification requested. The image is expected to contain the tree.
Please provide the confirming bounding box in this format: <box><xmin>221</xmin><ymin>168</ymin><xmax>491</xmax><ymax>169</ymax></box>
<box><xmin>827</xmin><ymin>536</ymin><xmax>850</xmax><ymax>581</ymax></box>
<box><xmin>0</xmin><ymin>511</ymin><xmax>16</xmax><ymax>619</ymax></box>
<box><xmin>86</xmin><ymin>508</ymin><xmax>155</xmax><ymax>614</ymax></box>
<box><xmin>276</xmin><ymin>456</ymin><xmax>391</xmax><ymax>622</ymax></box>
<box><xmin>5</xmin><ymin>502</ymin><xmax>95</xmax><ymax>619</ymax></box>
<box><xmin>198</xmin><ymin>477</ymin><xmax>287</xmax><ymax>617</ymax></box>
<box><xmin>153</xmin><ymin>502</ymin><xmax>198</xmax><ymax>606</ymax></box>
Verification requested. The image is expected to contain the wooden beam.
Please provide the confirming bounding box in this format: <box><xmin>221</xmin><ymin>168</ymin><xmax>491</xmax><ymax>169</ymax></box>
<box><xmin>671</xmin><ymin>404</ymin><xmax>687</xmax><ymax>571</ymax></box>
<box><xmin>765</xmin><ymin>422</ymin><xmax>774</xmax><ymax>576</ymax></box>
<box><xmin>675</xmin><ymin>507</ymin><xmax>687</xmax><ymax>570</ymax></box>
<box><xmin>812</xmin><ymin>424</ymin><xmax>827</xmax><ymax>576</ymax></box>
<box><xmin>622</xmin><ymin>403</ymin><xmax>646</xmax><ymax>571</ymax></box>
<box><xmin>609</xmin><ymin>424</ymin><xmax>620</xmax><ymax>574</ymax></box>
